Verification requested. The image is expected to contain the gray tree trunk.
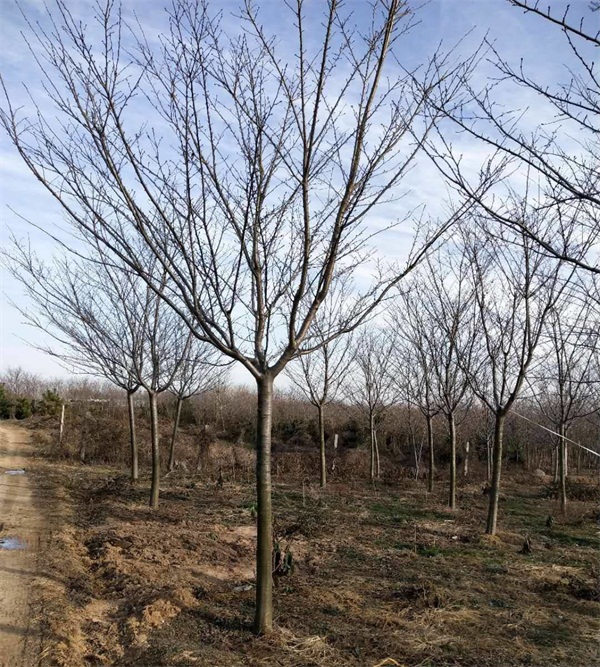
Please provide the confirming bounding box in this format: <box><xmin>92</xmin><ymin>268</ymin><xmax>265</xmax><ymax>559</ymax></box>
<box><xmin>448</xmin><ymin>412</ymin><xmax>457</xmax><ymax>509</ymax></box>
<box><xmin>463</xmin><ymin>440</ymin><xmax>470</xmax><ymax>477</ymax></box>
<box><xmin>168</xmin><ymin>396</ymin><xmax>183</xmax><ymax>473</ymax></box>
<box><xmin>148</xmin><ymin>391</ymin><xmax>160</xmax><ymax>508</ymax></box>
<box><xmin>369</xmin><ymin>411</ymin><xmax>376</xmax><ymax>483</ymax></box>
<box><xmin>426</xmin><ymin>413</ymin><xmax>434</xmax><ymax>493</ymax></box>
<box><xmin>374</xmin><ymin>429</ymin><xmax>381</xmax><ymax>479</ymax></box>
<box><xmin>485</xmin><ymin>412</ymin><xmax>506</xmax><ymax>535</ymax></box>
<box><xmin>317</xmin><ymin>403</ymin><xmax>326</xmax><ymax>488</ymax></box>
<box><xmin>254</xmin><ymin>374</ymin><xmax>274</xmax><ymax>635</ymax></box>
<box><xmin>558</xmin><ymin>422</ymin><xmax>567</xmax><ymax>514</ymax></box>
<box><xmin>127</xmin><ymin>390</ymin><xmax>138</xmax><ymax>482</ymax></box>
<box><xmin>486</xmin><ymin>433</ymin><xmax>492</xmax><ymax>482</ymax></box>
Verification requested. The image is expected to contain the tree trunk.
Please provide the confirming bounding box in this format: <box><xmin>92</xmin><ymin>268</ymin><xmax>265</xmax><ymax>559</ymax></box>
<box><xmin>374</xmin><ymin>428</ymin><xmax>381</xmax><ymax>478</ymax></box>
<box><xmin>317</xmin><ymin>403</ymin><xmax>326</xmax><ymax>488</ymax></box>
<box><xmin>148</xmin><ymin>391</ymin><xmax>160</xmax><ymax>508</ymax></box>
<box><xmin>127</xmin><ymin>390</ymin><xmax>138</xmax><ymax>482</ymax></box>
<box><xmin>463</xmin><ymin>440</ymin><xmax>470</xmax><ymax>477</ymax></box>
<box><xmin>558</xmin><ymin>422</ymin><xmax>567</xmax><ymax>514</ymax></box>
<box><xmin>254</xmin><ymin>374</ymin><xmax>274</xmax><ymax>635</ymax></box>
<box><xmin>448</xmin><ymin>412</ymin><xmax>457</xmax><ymax>510</ymax></box>
<box><xmin>168</xmin><ymin>395</ymin><xmax>183</xmax><ymax>473</ymax></box>
<box><xmin>486</xmin><ymin>432</ymin><xmax>492</xmax><ymax>482</ymax></box>
<box><xmin>369</xmin><ymin>411</ymin><xmax>376</xmax><ymax>483</ymax></box>
<box><xmin>426</xmin><ymin>413</ymin><xmax>434</xmax><ymax>493</ymax></box>
<box><xmin>552</xmin><ymin>444</ymin><xmax>559</xmax><ymax>483</ymax></box>
<box><xmin>485</xmin><ymin>411</ymin><xmax>505</xmax><ymax>535</ymax></box>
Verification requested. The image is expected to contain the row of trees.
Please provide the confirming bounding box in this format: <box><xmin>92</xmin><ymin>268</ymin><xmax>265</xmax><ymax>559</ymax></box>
<box><xmin>286</xmin><ymin>221</ymin><xmax>599</xmax><ymax>521</ymax></box>
<box><xmin>1</xmin><ymin>0</ymin><xmax>598</xmax><ymax>635</ymax></box>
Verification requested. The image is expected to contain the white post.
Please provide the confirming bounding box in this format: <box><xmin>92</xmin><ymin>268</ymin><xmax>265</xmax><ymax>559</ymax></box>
<box><xmin>58</xmin><ymin>403</ymin><xmax>65</xmax><ymax>445</ymax></box>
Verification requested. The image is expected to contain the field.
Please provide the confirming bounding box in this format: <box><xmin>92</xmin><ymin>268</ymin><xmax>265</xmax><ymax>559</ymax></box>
<box><xmin>22</xmin><ymin>424</ymin><xmax>599</xmax><ymax>667</ymax></box>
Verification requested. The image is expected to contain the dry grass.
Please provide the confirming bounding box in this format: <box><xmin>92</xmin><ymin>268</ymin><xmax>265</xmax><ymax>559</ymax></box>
<box><xmin>28</xmin><ymin>434</ymin><xmax>600</xmax><ymax>667</ymax></box>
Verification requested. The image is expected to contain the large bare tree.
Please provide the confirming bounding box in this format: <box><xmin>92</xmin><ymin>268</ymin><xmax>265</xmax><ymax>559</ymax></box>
<box><xmin>1</xmin><ymin>0</ymin><xmax>473</xmax><ymax>632</ymax></box>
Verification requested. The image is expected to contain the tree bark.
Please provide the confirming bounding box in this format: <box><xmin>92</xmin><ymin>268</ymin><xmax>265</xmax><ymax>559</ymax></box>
<box><xmin>426</xmin><ymin>413</ymin><xmax>434</xmax><ymax>493</ymax></box>
<box><xmin>485</xmin><ymin>411</ymin><xmax>505</xmax><ymax>535</ymax></box>
<box><xmin>448</xmin><ymin>412</ymin><xmax>457</xmax><ymax>509</ymax></box>
<box><xmin>486</xmin><ymin>433</ymin><xmax>492</xmax><ymax>482</ymax></box>
<box><xmin>148</xmin><ymin>391</ymin><xmax>160</xmax><ymax>508</ymax></box>
<box><xmin>374</xmin><ymin>428</ymin><xmax>381</xmax><ymax>479</ymax></box>
<box><xmin>463</xmin><ymin>440</ymin><xmax>470</xmax><ymax>477</ymax></box>
<box><xmin>317</xmin><ymin>403</ymin><xmax>326</xmax><ymax>488</ymax></box>
<box><xmin>127</xmin><ymin>390</ymin><xmax>138</xmax><ymax>482</ymax></box>
<box><xmin>254</xmin><ymin>374</ymin><xmax>274</xmax><ymax>635</ymax></box>
<box><xmin>168</xmin><ymin>395</ymin><xmax>183</xmax><ymax>473</ymax></box>
<box><xmin>558</xmin><ymin>422</ymin><xmax>567</xmax><ymax>514</ymax></box>
<box><xmin>369</xmin><ymin>411</ymin><xmax>376</xmax><ymax>483</ymax></box>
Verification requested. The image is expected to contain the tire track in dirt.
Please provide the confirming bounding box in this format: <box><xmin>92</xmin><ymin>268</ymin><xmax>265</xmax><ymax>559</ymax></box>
<box><xmin>0</xmin><ymin>422</ymin><xmax>42</xmax><ymax>667</ymax></box>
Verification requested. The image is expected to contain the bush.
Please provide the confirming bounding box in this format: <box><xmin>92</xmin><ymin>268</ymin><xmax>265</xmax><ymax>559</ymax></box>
<box><xmin>0</xmin><ymin>384</ymin><xmax>12</xmax><ymax>419</ymax></box>
<box><xmin>14</xmin><ymin>397</ymin><xmax>32</xmax><ymax>420</ymax></box>
<box><xmin>40</xmin><ymin>388</ymin><xmax>62</xmax><ymax>416</ymax></box>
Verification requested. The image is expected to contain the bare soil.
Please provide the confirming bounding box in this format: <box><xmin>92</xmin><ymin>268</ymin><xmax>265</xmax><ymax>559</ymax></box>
<box><xmin>0</xmin><ymin>422</ymin><xmax>43</xmax><ymax>667</ymax></box>
<box><xmin>13</xmin><ymin>422</ymin><xmax>600</xmax><ymax>666</ymax></box>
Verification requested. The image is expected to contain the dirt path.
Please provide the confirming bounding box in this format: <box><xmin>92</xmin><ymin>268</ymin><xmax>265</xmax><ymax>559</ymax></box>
<box><xmin>0</xmin><ymin>422</ymin><xmax>42</xmax><ymax>667</ymax></box>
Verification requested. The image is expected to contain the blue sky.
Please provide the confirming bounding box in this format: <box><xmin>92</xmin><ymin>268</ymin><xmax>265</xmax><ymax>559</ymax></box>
<box><xmin>0</xmin><ymin>0</ymin><xmax>595</xmax><ymax>386</ymax></box>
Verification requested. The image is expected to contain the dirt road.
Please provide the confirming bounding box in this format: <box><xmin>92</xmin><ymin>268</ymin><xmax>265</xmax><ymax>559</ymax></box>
<box><xmin>0</xmin><ymin>422</ymin><xmax>41</xmax><ymax>667</ymax></box>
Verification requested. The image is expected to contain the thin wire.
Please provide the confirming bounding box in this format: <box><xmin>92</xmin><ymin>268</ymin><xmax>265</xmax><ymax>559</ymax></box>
<box><xmin>512</xmin><ymin>410</ymin><xmax>600</xmax><ymax>458</ymax></box>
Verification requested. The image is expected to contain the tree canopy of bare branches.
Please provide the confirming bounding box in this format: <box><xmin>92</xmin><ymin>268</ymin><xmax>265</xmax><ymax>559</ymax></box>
<box><xmin>0</xmin><ymin>0</ymin><xmax>474</xmax><ymax>632</ymax></box>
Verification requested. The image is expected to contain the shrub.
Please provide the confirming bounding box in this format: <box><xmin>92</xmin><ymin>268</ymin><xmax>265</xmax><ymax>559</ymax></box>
<box><xmin>0</xmin><ymin>384</ymin><xmax>12</xmax><ymax>419</ymax></box>
<box><xmin>15</xmin><ymin>397</ymin><xmax>32</xmax><ymax>420</ymax></box>
<box><xmin>40</xmin><ymin>388</ymin><xmax>62</xmax><ymax>416</ymax></box>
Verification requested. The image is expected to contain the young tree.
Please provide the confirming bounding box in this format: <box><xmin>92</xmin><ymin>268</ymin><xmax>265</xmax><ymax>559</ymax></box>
<box><xmin>1</xmin><ymin>0</ymin><xmax>473</xmax><ymax>633</ymax></box>
<box><xmin>126</xmin><ymin>266</ymin><xmax>191</xmax><ymax>507</ymax></box>
<box><xmin>419</xmin><ymin>249</ymin><xmax>477</xmax><ymax>509</ymax></box>
<box><xmin>286</xmin><ymin>296</ymin><xmax>354</xmax><ymax>487</ymax></box>
<box><xmin>462</xmin><ymin>215</ymin><xmax>574</xmax><ymax>534</ymax></box>
<box><xmin>347</xmin><ymin>329</ymin><xmax>397</xmax><ymax>482</ymax></box>
<box><xmin>3</xmin><ymin>244</ymin><xmax>144</xmax><ymax>480</ymax></box>
<box><xmin>389</xmin><ymin>288</ymin><xmax>441</xmax><ymax>493</ymax></box>
<box><xmin>533</xmin><ymin>299</ymin><xmax>597</xmax><ymax>512</ymax></box>
<box><xmin>167</xmin><ymin>339</ymin><xmax>228</xmax><ymax>473</ymax></box>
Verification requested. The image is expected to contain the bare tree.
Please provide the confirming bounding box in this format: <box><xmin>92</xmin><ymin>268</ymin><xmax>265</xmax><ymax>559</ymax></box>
<box><xmin>531</xmin><ymin>297</ymin><xmax>597</xmax><ymax>512</ymax></box>
<box><xmin>389</xmin><ymin>288</ymin><xmax>441</xmax><ymax>493</ymax></box>
<box><xmin>286</xmin><ymin>294</ymin><xmax>354</xmax><ymax>487</ymax></box>
<box><xmin>419</xmin><ymin>248</ymin><xmax>477</xmax><ymax>509</ymax></box>
<box><xmin>462</xmin><ymin>214</ymin><xmax>574</xmax><ymax>535</ymax></box>
<box><xmin>125</xmin><ymin>264</ymin><xmax>191</xmax><ymax>508</ymax></box>
<box><xmin>167</xmin><ymin>340</ymin><xmax>229</xmax><ymax>473</ymax></box>
<box><xmin>3</xmin><ymin>243</ymin><xmax>144</xmax><ymax>480</ymax></box>
<box><xmin>347</xmin><ymin>329</ymin><xmax>397</xmax><ymax>483</ymax></box>
<box><xmin>0</xmin><ymin>0</ymin><xmax>474</xmax><ymax>633</ymax></box>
